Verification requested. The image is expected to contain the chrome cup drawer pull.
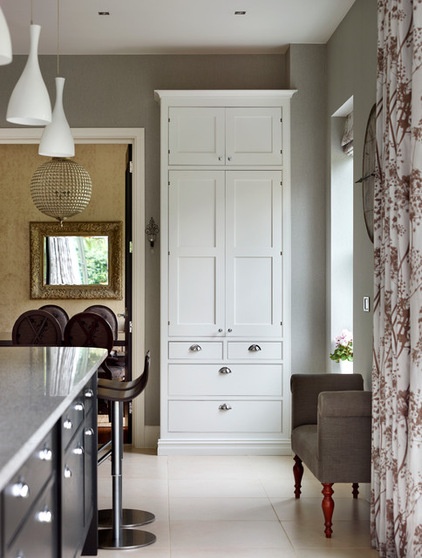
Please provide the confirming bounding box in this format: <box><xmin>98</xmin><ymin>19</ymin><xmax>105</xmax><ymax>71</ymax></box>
<box><xmin>248</xmin><ymin>344</ymin><xmax>262</xmax><ymax>352</ymax></box>
<box><xmin>219</xmin><ymin>403</ymin><xmax>232</xmax><ymax>411</ymax></box>
<box><xmin>189</xmin><ymin>344</ymin><xmax>202</xmax><ymax>352</ymax></box>
<box><xmin>219</xmin><ymin>367</ymin><xmax>232</xmax><ymax>375</ymax></box>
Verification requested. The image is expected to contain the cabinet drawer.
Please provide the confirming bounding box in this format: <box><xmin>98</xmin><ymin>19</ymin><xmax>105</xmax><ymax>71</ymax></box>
<box><xmin>169</xmin><ymin>342</ymin><xmax>223</xmax><ymax>360</ymax></box>
<box><xmin>5</xmin><ymin>477</ymin><xmax>57</xmax><ymax>558</ymax></box>
<box><xmin>168</xmin><ymin>400</ymin><xmax>282</xmax><ymax>433</ymax></box>
<box><xmin>227</xmin><ymin>342</ymin><xmax>282</xmax><ymax>360</ymax></box>
<box><xmin>3</xmin><ymin>430</ymin><xmax>55</xmax><ymax>545</ymax></box>
<box><xmin>169</xmin><ymin>364</ymin><xmax>282</xmax><ymax>396</ymax></box>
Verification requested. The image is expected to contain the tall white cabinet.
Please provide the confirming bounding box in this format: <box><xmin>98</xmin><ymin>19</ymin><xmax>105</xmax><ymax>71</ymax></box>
<box><xmin>155</xmin><ymin>90</ymin><xmax>295</xmax><ymax>455</ymax></box>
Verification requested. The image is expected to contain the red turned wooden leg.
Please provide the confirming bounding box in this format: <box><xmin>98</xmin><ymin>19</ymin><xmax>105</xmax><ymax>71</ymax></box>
<box><xmin>352</xmin><ymin>483</ymin><xmax>359</xmax><ymax>498</ymax></box>
<box><xmin>293</xmin><ymin>455</ymin><xmax>304</xmax><ymax>498</ymax></box>
<box><xmin>321</xmin><ymin>483</ymin><xmax>334</xmax><ymax>538</ymax></box>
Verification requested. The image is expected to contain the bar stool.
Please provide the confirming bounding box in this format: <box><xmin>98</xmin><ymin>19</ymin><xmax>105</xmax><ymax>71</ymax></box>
<box><xmin>97</xmin><ymin>351</ymin><xmax>156</xmax><ymax>549</ymax></box>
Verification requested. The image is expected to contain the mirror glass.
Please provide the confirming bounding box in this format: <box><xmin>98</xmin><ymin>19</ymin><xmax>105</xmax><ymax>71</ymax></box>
<box><xmin>30</xmin><ymin>221</ymin><xmax>123</xmax><ymax>299</ymax></box>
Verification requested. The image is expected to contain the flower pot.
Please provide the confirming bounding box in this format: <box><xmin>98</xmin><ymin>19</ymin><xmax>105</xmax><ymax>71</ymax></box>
<box><xmin>339</xmin><ymin>360</ymin><xmax>353</xmax><ymax>374</ymax></box>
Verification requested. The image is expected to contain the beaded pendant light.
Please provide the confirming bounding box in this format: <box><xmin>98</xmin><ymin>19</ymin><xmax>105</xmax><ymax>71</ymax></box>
<box><xmin>30</xmin><ymin>157</ymin><xmax>92</xmax><ymax>225</ymax></box>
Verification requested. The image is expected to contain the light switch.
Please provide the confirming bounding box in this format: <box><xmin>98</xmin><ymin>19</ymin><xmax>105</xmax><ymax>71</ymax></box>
<box><xmin>363</xmin><ymin>296</ymin><xmax>370</xmax><ymax>312</ymax></box>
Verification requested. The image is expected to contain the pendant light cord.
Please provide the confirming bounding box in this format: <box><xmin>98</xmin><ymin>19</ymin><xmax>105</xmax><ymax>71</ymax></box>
<box><xmin>56</xmin><ymin>0</ymin><xmax>60</xmax><ymax>76</ymax></box>
<box><xmin>30</xmin><ymin>0</ymin><xmax>33</xmax><ymax>24</ymax></box>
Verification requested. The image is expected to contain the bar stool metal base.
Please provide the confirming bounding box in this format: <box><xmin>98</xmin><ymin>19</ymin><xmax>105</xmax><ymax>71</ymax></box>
<box><xmin>98</xmin><ymin>528</ymin><xmax>156</xmax><ymax>550</ymax></box>
<box><xmin>98</xmin><ymin>508</ymin><xmax>155</xmax><ymax>527</ymax></box>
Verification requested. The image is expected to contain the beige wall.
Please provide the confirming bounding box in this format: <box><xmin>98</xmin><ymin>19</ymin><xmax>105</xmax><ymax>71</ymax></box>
<box><xmin>0</xmin><ymin>143</ymin><xmax>127</xmax><ymax>335</ymax></box>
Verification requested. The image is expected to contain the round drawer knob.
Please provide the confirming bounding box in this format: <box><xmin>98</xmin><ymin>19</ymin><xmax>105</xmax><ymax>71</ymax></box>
<box><xmin>84</xmin><ymin>388</ymin><xmax>94</xmax><ymax>399</ymax></box>
<box><xmin>38</xmin><ymin>448</ymin><xmax>53</xmax><ymax>461</ymax></box>
<box><xmin>64</xmin><ymin>466</ymin><xmax>72</xmax><ymax>479</ymax></box>
<box><xmin>219</xmin><ymin>403</ymin><xmax>232</xmax><ymax>411</ymax></box>
<box><xmin>85</xmin><ymin>427</ymin><xmax>95</xmax><ymax>437</ymax></box>
<box><xmin>72</xmin><ymin>445</ymin><xmax>84</xmax><ymax>456</ymax></box>
<box><xmin>36</xmin><ymin>507</ymin><xmax>53</xmax><ymax>524</ymax></box>
<box><xmin>63</xmin><ymin>419</ymin><xmax>72</xmax><ymax>430</ymax></box>
<box><xmin>11</xmin><ymin>481</ymin><xmax>30</xmax><ymax>499</ymax></box>
<box><xmin>219</xmin><ymin>367</ymin><xmax>232</xmax><ymax>375</ymax></box>
<box><xmin>74</xmin><ymin>402</ymin><xmax>84</xmax><ymax>412</ymax></box>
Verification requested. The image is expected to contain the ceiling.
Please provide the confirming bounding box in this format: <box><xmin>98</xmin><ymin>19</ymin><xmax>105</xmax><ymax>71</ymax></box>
<box><xmin>2</xmin><ymin>0</ymin><xmax>356</xmax><ymax>56</ymax></box>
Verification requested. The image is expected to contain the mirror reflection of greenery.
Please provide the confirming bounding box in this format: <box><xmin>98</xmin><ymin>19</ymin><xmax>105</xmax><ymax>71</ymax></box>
<box><xmin>78</xmin><ymin>236</ymin><xmax>108</xmax><ymax>285</ymax></box>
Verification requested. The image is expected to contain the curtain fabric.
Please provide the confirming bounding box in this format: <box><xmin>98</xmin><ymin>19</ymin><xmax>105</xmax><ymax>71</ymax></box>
<box><xmin>372</xmin><ymin>1</ymin><xmax>422</xmax><ymax>556</ymax></box>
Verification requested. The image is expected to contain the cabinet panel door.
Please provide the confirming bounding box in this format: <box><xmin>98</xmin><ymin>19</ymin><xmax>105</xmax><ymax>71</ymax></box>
<box><xmin>169</xmin><ymin>107</ymin><xmax>225</xmax><ymax>165</ymax></box>
<box><xmin>226</xmin><ymin>108</ymin><xmax>282</xmax><ymax>165</ymax></box>
<box><xmin>226</xmin><ymin>171</ymin><xmax>282</xmax><ymax>337</ymax></box>
<box><xmin>168</xmin><ymin>171</ymin><xmax>225</xmax><ymax>336</ymax></box>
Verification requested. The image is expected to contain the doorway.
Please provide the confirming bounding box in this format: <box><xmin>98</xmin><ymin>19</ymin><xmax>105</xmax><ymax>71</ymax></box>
<box><xmin>0</xmin><ymin>127</ymin><xmax>146</xmax><ymax>444</ymax></box>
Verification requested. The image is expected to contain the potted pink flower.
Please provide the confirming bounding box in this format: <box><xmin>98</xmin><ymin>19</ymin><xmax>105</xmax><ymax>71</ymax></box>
<box><xmin>330</xmin><ymin>329</ymin><xmax>353</xmax><ymax>366</ymax></box>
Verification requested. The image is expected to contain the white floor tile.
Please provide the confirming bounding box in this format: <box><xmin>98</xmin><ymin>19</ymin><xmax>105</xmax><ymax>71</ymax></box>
<box><xmin>97</xmin><ymin>450</ymin><xmax>378</xmax><ymax>556</ymax></box>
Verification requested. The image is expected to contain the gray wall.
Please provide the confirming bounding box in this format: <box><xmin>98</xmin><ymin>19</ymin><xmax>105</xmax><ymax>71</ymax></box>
<box><xmin>286</xmin><ymin>44</ymin><xmax>328</xmax><ymax>373</ymax></box>
<box><xmin>326</xmin><ymin>0</ymin><xmax>377</xmax><ymax>388</ymax></box>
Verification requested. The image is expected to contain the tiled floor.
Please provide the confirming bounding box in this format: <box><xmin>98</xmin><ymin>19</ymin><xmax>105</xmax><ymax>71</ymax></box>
<box><xmin>97</xmin><ymin>449</ymin><xmax>379</xmax><ymax>557</ymax></box>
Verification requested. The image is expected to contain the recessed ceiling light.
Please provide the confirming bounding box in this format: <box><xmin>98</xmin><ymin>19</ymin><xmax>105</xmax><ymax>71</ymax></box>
<box><xmin>98</xmin><ymin>11</ymin><xmax>110</xmax><ymax>16</ymax></box>
<box><xmin>234</xmin><ymin>11</ymin><xmax>247</xmax><ymax>16</ymax></box>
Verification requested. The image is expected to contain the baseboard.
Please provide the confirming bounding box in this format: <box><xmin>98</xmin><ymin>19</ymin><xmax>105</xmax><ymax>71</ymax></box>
<box><xmin>157</xmin><ymin>438</ymin><xmax>292</xmax><ymax>456</ymax></box>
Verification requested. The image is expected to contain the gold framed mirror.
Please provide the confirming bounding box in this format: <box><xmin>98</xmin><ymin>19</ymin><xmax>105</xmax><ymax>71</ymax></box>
<box><xmin>30</xmin><ymin>221</ymin><xmax>123</xmax><ymax>299</ymax></box>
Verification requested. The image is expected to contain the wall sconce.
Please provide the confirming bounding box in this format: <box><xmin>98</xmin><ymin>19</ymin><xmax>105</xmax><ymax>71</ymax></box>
<box><xmin>145</xmin><ymin>217</ymin><xmax>159</xmax><ymax>248</ymax></box>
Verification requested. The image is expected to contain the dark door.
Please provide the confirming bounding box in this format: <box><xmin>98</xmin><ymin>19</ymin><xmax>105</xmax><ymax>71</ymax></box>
<box><xmin>124</xmin><ymin>145</ymin><xmax>133</xmax><ymax>443</ymax></box>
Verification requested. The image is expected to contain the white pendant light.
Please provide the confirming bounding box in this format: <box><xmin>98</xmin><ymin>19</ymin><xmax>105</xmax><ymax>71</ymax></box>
<box><xmin>39</xmin><ymin>77</ymin><xmax>74</xmax><ymax>157</ymax></box>
<box><xmin>6</xmin><ymin>23</ymin><xmax>51</xmax><ymax>125</ymax></box>
<box><xmin>38</xmin><ymin>0</ymin><xmax>74</xmax><ymax>157</ymax></box>
<box><xmin>0</xmin><ymin>8</ymin><xmax>12</xmax><ymax>65</ymax></box>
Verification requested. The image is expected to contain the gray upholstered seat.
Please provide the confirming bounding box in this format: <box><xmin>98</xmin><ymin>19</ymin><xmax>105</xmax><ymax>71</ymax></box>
<box><xmin>290</xmin><ymin>373</ymin><xmax>372</xmax><ymax>538</ymax></box>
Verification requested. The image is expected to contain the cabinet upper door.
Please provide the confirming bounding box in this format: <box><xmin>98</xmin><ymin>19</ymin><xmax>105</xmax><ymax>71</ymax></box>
<box><xmin>168</xmin><ymin>107</ymin><xmax>282</xmax><ymax>166</ymax></box>
<box><xmin>168</xmin><ymin>107</ymin><xmax>225</xmax><ymax>166</ymax></box>
<box><xmin>225</xmin><ymin>171</ymin><xmax>283</xmax><ymax>338</ymax></box>
<box><xmin>168</xmin><ymin>170</ymin><xmax>225</xmax><ymax>336</ymax></box>
<box><xmin>225</xmin><ymin>108</ymin><xmax>282</xmax><ymax>166</ymax></box>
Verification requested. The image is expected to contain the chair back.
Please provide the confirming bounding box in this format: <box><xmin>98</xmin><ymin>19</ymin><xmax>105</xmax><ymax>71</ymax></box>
<box><xmin>64</xmin><ymin>311</ymin><xmax>114</xmax><ymax>354</ymax></box>
<box><xmin>12</xmin><ymin>309</ymin><xmax>63</xmax><ymax>346</ymax></box>
<box><xmin>39</xmin><ymin>304</ymin><xmax>69</xmax><ymax>336</ymax></box>
<box><xmin>85</xmin><ymin>304</ymin><xmax>119</xmax><ymax>340</ymax></box>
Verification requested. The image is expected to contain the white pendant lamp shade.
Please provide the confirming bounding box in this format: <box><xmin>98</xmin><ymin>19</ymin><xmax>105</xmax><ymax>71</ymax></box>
<box><xmin>6</xmin><ymin>24</ymin><xmax>52</xmax><ymax>125</ymax></box>
<box><xmin>0</xmin><ymin>8</ymin><xmax>12</xmax><ymax>65</ymax></box>
<box><xmin>39</xmin><ymin>77</ymin><xmax>74</xmax><ymax>157</ymax></box>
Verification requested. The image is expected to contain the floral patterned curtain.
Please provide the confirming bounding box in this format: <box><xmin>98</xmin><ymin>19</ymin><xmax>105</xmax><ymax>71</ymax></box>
<box><xmin>372</xmin><ymin>1</ymin><xmax>422</xmax><ymax>556</ymax></box>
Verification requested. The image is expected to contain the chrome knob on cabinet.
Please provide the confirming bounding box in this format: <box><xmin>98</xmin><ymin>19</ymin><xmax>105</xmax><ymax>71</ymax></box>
<box><xmin>84</xmin><ymin>388</ymin><xmax>94</xmax><ymax>399</ymax></box>
<box><xmin>227</xmin><ymin>328</ymin><xmax>232</xmax><ymax>333</ymax></box>
<box><xmin>38</xmin><ymin>447</ymin><xmax>52</xmax><ymax>461</ymax></box>
<box><xmin>10</xmin><ymin>481</ymin><xmax>30</xmax><ymax>498</ymax></box>
<box><xmin>218</xmin><ymin>328</ymin><xmax>223</xmax><ymax>333</ymax></box>
<box><xmin>189</xmin><ymin>344</ymin><xmax>202</xmax><ymax>352</ymax></box>
<box><xmin>219</xmin><ymin>367</ymin><xmax>232</xmax><ymax>375</ymax></box>
<box><xmin>248</xmin><ymin>344</ymin><xmax>262</xmax><ymax>352</ymax></box>
<box><xmin>74</xmin><ymin>402</ymin><xmax>84</xmax><ymax>411</ymax></box>
<box><xmin>36</xmin><ymin>507</ymin><xmax>53</xmax><ymax>524</ymax></box>
<box><xmin>64</xmin><ymin>466</ymin><xmax>72</xmax><ymax>479</ymax></box>
<box><xmin>218</xmin><ymin>156</ymin><xmax>223</xmax><ymax>161</ymax></box>
<box><xmin>72</xmin><ymin>445</ymin><xmax>84</xmax><ymax>456</ymax></box>
<box><xmin>85</xmin><ymin>427</ymin><xmax>95</xmax><ymax>437</ymax></box>
<box><xmin>227</xmin><ymin>156</ymin><xmax>232</xmax><ymax>161</ymax></box>
<box><xmin>219</xmin><ymin>403</ymin><xmax>232</xmax><ymax>411</ymax></box>
<box><xmin>63</xmin><ymin>419</ymin><xmax>72</xmax><ymax>430</ymax></box>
